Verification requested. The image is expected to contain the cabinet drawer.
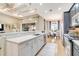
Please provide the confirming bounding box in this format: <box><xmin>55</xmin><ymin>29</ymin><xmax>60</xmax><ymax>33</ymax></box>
<box><xmin>19</xmin><ymin>41</ymin><xmax>33</xmax><ymax>56</ymax></box>
<box><xmin>32</xmin><ymin>39</ymin><xmax>38</xmax><ymax>55</ymax></box>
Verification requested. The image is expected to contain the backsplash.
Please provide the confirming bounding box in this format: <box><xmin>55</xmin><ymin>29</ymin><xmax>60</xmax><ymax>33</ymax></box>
<box><xmin>69</xmin><ymin>28</ymin><xmax>79</xmax><ymax>36</ymax></box>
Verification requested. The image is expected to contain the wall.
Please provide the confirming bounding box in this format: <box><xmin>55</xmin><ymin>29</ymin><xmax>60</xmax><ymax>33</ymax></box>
<box><xmin>0</xmin><ymin>12</ymin><xmax>21</xmax><ymax>32</ymax></box>
<box><xmin>35</xmin><ymin>17</ymin><xmax>44</xmax><ymax>32</ymax></box>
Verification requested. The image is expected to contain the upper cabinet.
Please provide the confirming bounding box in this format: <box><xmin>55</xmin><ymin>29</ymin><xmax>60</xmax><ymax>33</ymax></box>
<box><xmin>75</xmin><ymin>4</ymin><xmax>79</xmax><ymax>14</ymax></box>
<box><xmin>70</xmin><ymin>3</ymin><xmax>79</xmax><ymax>17</ymax></box>
<box><xmin>70</xmin><ymin>3</ymin><xmax>79</xmax><ymax>27</ymax></box>
<box><xmin>70</xmin><ymin>4</ymin><xmax>76</xmax><ymax>17</ymax></box>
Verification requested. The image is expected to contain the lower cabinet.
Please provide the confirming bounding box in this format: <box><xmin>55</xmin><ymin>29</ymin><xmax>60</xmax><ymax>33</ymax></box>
<box><xmin>0</xmin><ymin>36</ymin><xmax>6</xmax><ymax>56</ymax></box>
<box><xmin>18</xmin><ymin>41</ymin><xmax>34</xmax><ymax>56</ymax></box>
<box><xmin>6</xmin><ymin>35</ymin><xmax>45</xmax><ymax>56</ymax></box>
<box><xmin>73</xmin><ymin>42</ymin><xmax>79</xmax><ymax>56</ymax></box>
<box><xmin>64</xmin><ymin>36</ymin><xmax>72</xmax><ymax>56</ymax></box>
<box><xmin>32</xmin><ymin>35</ymin><xmax>45</xmax><ymax>55</ymax></box>
<box><xmin>32</xmin><ymin>38</ymin><xmax>39</xmax><ymax>55</ymax></box>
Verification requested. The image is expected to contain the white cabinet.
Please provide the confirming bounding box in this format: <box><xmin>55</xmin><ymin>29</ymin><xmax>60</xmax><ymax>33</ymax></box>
<box><xmin>32</xmin><ymin>39</ymin><xmax>38</xmax><ymax>55</ymax></box>
<box><xmin>64</xmin><ymin>36</ymin><xmax>71</xmax><ymax>56</ymax></box>
<box><xmin>19</xmin><ymin>41</ymin><xmax>33</xmax><ymax>56</ymax></box>
<box><xmin>6</xmin><ymin>41</ymin><xmax>18</xmax><ymax>56</ymax></box>
<box><xmin>0</xmin><ymin>36</ymin><xmax>6</xmax><ymax>56</ymax></box>
<box><xmin>6</xmin><ymin>35</ymin><xmax>45</xmax><ymax>56</ymax></box>
<box><xmin>6</xmin><ymin>40</ymin><xmax>34</xmax><ymax>56</ymax></box>
<box><xmin>38</xmin><ymin>36</ymin><xmax>44</xmax><ymax>49</ymax></box>
<box><xmin>40</xmin><ymin>36</ymin><xmax>44</xmax><ymax>47</ymax></box>
<box><xmin>73</xmin><ymin>42</ymin><xmax>79</xmax><ymax>56</ymax></box>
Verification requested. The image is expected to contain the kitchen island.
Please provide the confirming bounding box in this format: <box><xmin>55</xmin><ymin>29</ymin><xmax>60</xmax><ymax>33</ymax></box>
<box><xmin>3</xmin><ymin>32</ymin><xmax>46</xmax><ymax>56</ymax></box>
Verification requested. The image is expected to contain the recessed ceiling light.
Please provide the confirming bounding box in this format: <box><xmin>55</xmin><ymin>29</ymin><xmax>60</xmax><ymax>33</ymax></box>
<box><xmin>1</xmin><ymin>8</ymin><xmax>10</xmax><ymax>12</ymax></box>
<box><xmin>75</xmin><ymin>4</ymin><xmax>78</xmax><ymax>7</ymax></box>
<box><xmin>13</xmin><ymin>13</ymin><xmax>23</xmax><ymax>17</ymax></box>
<box><xmin>29</xmin><ymin>18</ymin><xmax>32</xmax><ymax>20</ymax></box>
<box><xmin>13</xmin><ymin>13</ymin><xmax>18</xmax><ymax>16</ymax></box>
<box><xmin>29</xmin><ymin>8</ymin><xmax>37</xmax><ymax>13</ymax></box>
<box><xmin>29</xmin><ymin>10</ymin><xmax>35</xmax><ymax>13</ymax></box>
<box><xmin>35</xmin><ymin>20</ymin><xmax>37</xmax><ymax>22</ymax></box>
<box><xmin>45</xmin><ymin>10</ymin><xmax>48</xmax><ymax>13</ymax></box>
<box><xmin>19</xmin><ymin>15</ymin><xmax>23</xmax><ymax>17</ymax></box>
<box><xmin>58</xmin><ymin>8</ymin><xmax>61</xmax><ymax>10</ymax></box>
<box><xmin>40</xmin><ymin>3</ymin><xmax>43</xmax><ymax>6</ymax></box>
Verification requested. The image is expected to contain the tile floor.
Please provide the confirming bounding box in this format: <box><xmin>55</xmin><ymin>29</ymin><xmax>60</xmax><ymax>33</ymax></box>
<box><xmin>37</xmin><ymin>37</ymin><xmax>65</xmax><ymax>56</ymax></box>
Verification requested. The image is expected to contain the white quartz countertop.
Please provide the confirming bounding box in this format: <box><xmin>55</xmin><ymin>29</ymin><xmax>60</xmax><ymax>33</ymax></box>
<box><xmin>6</xmin><ymin>34</ymin><xmax>42</xmax><ymax>44</ymax></box>
<box><xmin>72</xmin><ymin>40</ymin><xmax>79</xmax><ymax>46</ymax></box>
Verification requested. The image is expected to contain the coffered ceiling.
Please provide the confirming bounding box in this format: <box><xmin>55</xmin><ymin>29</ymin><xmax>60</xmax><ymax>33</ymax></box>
<box><xmin>0</xmin><ymin>3</ymin><xmax>73</xmax><ymax>20</ymax></box>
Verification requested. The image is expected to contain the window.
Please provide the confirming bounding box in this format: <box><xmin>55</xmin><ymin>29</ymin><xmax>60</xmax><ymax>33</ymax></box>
<box><xmin>51</xmin><ymin>22</ymin><xmax>58</xmax><ymax>32</ymax></box>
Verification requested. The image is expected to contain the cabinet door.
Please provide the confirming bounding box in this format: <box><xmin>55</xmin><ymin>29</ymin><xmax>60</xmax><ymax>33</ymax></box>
<box><xmin>32</xmin><ymin>39</ymin><xmax>38</xmax><ymax>55</ymax></box>
<box><xmin>40</xmin><ymin>36</ymin><xmax>44</xmax><ymax>47</ymax></box>
<box><xmin>37</xmin><ymin>37</ymin><xmax>42</xmax><ymax>51</ymax></box>
<box><xmin>71</xmin><ymin>17</ymin><xmax>76</xmax><ymax>26</ymax></box>
<box><xmin>70</xmin><ymin>9</ymin><xmax>73</xmax><ymax>18</ymax></box>
<box><xmin>71</xmin><ymin>5</ymin><xmax>76</xmax><ymax>17</ymax></box>
<box><xmin>19</xmin><ymin>41</ymin><xmax>33</xmax><ymax>56</ymax></box>
<box><xmin>64</xmin><ymin>36</ymin><xmax>72</xmax><ymax>56</ymax></box>
<box><xmin>37</xmin><ymin>36</ymin><xmax>44</xmax><ymax>50</ymax></box>
<box><xmin>0</xmin><ymin>36</ymin><xmax>6</xmax><ymax>56</ymax></box>
<box><xmin>75</xmin><ymin>4</ymin><xmax>79</xmax><ymax>14</ymax></box>
<box><xmin>65</xmin><ymin>46</ymin><xmax>71</xmax><ymax>56</ymax></box>
<box><xmin>33</xmin><ymin>36</ymin><xmax>45</xmax><ymax>55</ymax></box>
<box><xmin>73</xmin><ymin>43</ymin><xmax>79</xmax><ymax>56</ymax></box>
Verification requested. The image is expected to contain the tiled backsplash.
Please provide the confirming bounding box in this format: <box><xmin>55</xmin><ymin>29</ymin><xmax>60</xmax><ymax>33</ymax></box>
<box><xmin>69</xmin><ymin>28</ymin><xmax>79</xmax><ymax>36</ymax></box>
